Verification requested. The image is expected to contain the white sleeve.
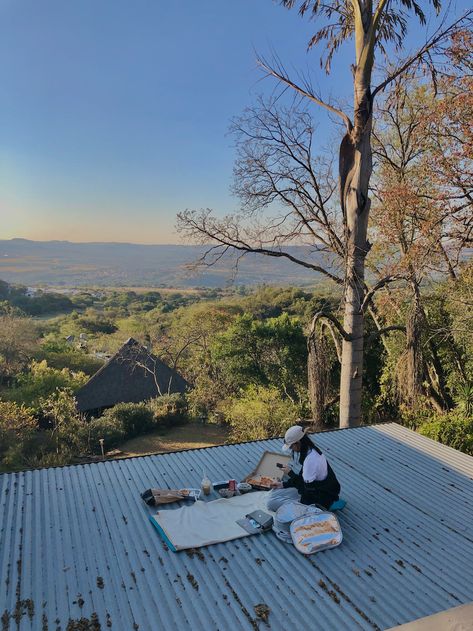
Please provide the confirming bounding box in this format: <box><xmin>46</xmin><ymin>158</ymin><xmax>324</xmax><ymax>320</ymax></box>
<box><xmin>302</xmin><ymin>451</ymin><xmax>328</xmax><ymax>483</ymax></box>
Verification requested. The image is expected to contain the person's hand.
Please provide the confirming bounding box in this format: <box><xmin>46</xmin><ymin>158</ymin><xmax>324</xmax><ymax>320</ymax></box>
<box><xmin>281</xmin><ymin>465</ymin><xmax>291</xmax><ymax>475</ymax></box>
<box><xmin>270</xmin><ymin>481</ymin><xmax>283</xmax><ymax>489</ymax></box>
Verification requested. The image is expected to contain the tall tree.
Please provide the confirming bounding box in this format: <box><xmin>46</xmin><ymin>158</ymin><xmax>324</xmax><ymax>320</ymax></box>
<box><xmin>178</xmin><ymin>2</ymin><xmax>472</xmax><ymax>427</ymax></box>
<box><xmin>371</xmin><ymin>33</ymin><xmax>473</xmax><ymax>410</ymax></box>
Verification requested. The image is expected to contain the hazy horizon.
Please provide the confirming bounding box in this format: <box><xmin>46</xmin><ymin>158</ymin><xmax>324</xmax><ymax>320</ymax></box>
<box><xmin>2</xmin><ymin>235</ymin><xmax>186</xmax><ymax>246</ymax></box>
<box><xmin>0</xmin><ymin>238</ymin><xmax>332</xmax><ymax>288</ymax></box>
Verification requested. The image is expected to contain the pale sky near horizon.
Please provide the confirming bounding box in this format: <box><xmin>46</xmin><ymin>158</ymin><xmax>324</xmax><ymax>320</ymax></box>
<box><xmin>0</xmin><ymin>0</ymin><xmax>469</xmax><ymax>245</ymax></box>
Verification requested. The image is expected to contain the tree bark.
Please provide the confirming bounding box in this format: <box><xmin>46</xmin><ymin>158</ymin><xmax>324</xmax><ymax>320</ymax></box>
<box><xmin>307</xmin><ymin>330</ymin><xmax>330</xmax><ymax>430</ymax></box>
<box><xmin>339</xmin><ymin>69</ymin><xmax>372</xmax><ymax>428</ymax></box>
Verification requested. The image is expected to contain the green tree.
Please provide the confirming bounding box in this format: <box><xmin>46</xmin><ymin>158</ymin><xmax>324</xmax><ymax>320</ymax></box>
<box><xmin>214</xmin><ymin>313</ymin><xmax>307</xmax><ymax>403</ymax></box>
<box><xmin>419</xmin><ymin>410</ymin><xmax>473</xmax><ymax>455</ymax></box>
<box><xmin>0</xmin><ymin>315</ymin><xmax>38</xmax><ymax>381</ymax></box>
<box><xmin>0</xmin><ymin>401</ymin><xmax>38</xmax><ymax>472</ymax></box>
<box><xmin>39</xmin><ymin>388</ymin><xmax>86</xmax><ymax>456</ymax></box>
<box><xmin>5</xmin><ymin>360</ymin><xmax>88</xmax><ymax>411</ymax></box>
<box><xmin>36</xmin><ymin>339</ymin><xmax>104</xmax><ymax>376</ymax></box>
<box><xmin>221</xmin><ymin>385</ymin><xmax>302</xmax><ymax>441</ymax></box>
<box><xmin>178</xmin><ymin>1</ymin><xmax>472</xmax><ymax>427</ymax></box>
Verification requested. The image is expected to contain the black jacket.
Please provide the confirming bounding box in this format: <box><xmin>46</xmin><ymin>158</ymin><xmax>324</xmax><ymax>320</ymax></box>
<box><xmin>283</xmin><ymin>447</ymin><xmax>340</xmax><ymax>508</ymax></box>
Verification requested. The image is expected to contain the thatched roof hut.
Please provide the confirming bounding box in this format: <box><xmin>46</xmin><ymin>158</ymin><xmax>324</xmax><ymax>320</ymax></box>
<box><xmin>75</xmin><ymin>337</ymin><xmax>189</xmax><ymax>414</ymax></box>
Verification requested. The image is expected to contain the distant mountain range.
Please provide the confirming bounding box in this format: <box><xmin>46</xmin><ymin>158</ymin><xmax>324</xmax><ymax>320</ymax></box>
<box><xmin>0</xmin><ymin>239</ymin><xmax>336</xmax><ymax>288</ymax></box>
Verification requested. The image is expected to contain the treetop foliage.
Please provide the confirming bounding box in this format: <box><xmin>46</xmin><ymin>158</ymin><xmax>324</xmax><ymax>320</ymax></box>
<box><xmin>280</xmin><ymin>0</ymin><xmax>443</xmax><ymax>72</ymax></box>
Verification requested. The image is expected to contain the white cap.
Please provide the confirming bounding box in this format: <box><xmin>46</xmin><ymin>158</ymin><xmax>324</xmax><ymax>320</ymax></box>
<box><xmin>282</xmin><ymin>425</ymin><xmax>306</xmax><ymax>452</ymax></box>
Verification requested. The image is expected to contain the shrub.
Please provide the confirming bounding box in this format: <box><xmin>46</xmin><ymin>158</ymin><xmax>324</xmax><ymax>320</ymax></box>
<box><xmin>0</xmin><ymin>400</ymin><xmax>37</xmax><ymax>462</ymax></box>
<box><xmin>84</xmin><ymin>417</ymin><xmax>126</xmax><ymax>454</ymax></box>
<box><xmin>148</xmin><ymin>394</ymin><xmax>188</xmax><ymax>427</ymax></box>
<box><xmin>399</xmin><ymin>398</ymin><xmax>437</xmax><ymax>430</ymax></box>
<box><xmin>5</xmin><ymin>360</ymin><xmax>88</xmax><ymax>411</ymax></box>
<box><xmin>36</xmin><ymin>348</ymin><xmax>104</xmax><ymax>376</ymax></box>
<box><xmin>102</xmin><ymin>402</ymin><xmax>155</xmax><ymax>438</ymax></box>
<box><xmin>39</xmin><ymin>388</ymin><xmax>88</xmax><ymax>456</ymax></box>
<box><xmin>1</xmin><ymin>432</ymin><xmax>61</xmax><ymax>472</ymax></box>
<box><xmin>419</xmin><ymin>410</ymin><xmax>473</xmax><ymax>455</ymax></box>
<box><xmin>220</xmin><ymin>385</ymin><xmax>301</xmax><ymax>442</ymax></box>
<box><xmin>0</xmin><ymin>400</ymin><xmax>67</xmax><ymax>472</ymax></box>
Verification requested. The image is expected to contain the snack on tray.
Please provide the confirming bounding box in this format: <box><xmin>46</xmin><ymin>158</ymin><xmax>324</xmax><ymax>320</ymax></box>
<box><xmin>247</xmin><ymin>475</ymin><xmax>279</xmax><ymax>489</ymax></box>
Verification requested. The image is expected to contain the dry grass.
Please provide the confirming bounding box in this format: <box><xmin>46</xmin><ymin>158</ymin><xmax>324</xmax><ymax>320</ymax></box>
<box><xmin>118</xmin><ymin>422</ymin><xmax>230</xmax><ymax>456</ymax></box>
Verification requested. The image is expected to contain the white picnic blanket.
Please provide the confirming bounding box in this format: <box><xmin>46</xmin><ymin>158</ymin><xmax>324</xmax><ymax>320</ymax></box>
<box><xmin>151</xmin><ymin>491</ymin><xmax>272</xmax><ymax>550</ymax></box>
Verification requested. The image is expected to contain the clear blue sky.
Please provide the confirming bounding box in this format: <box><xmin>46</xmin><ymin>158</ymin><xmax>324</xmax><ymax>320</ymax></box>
<box><xmin>0</xmin><ymin>0</ymin><xmax>468</xmax><ymax>244</ymax></box>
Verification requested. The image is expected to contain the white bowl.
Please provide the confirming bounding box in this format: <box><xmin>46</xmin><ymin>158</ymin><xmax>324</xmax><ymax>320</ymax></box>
<box><xmin>237</xmin><ymin>482</ymin><xmax>252</xmax><ymax>493</ymax></box>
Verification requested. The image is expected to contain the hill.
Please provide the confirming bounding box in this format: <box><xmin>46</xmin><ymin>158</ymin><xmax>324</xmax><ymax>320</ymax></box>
<box><xmin>0</xmin><ymin>239</ymin><xmax>336</xmax><ymax>288</ymax></box>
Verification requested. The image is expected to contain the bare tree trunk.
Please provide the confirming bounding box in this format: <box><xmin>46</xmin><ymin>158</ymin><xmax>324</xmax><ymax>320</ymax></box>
<box><xmin>405</xmin><ymin>294</ymin><xmax>425</xmax><ymax>402</ymax></box>
<box><xmin>307</xmin><ymin>330</ymin><xmax>330</xmax><ymax>430</ymax></box>
<box><xmin>339</xmin><ymin>71</ymin><xmax>372</xmax><ymax>428</ymax></box>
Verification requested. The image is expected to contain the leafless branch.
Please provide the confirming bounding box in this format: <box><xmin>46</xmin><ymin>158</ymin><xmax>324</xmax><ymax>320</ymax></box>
<box><xmin>372</xmin><ymin>10</ymin><xmax>473</xmax><ymax>98</ymax></box>
<box><xmin>309</xmin><ymin>310</ymin><xmax>352</xmax><ymax>342</ymax></box>
<box><xmin>257</xmin><ymin>57</ymin><xmax>353</xmax><ymax>133</ymax></box>
<box><xmin>365</xmin><ymin>325</ymin><xmax>406</xmax><ymax>346</ymax></box>
<box><xmin>362</xmin><ymin>275</ymin><xmax>406</xmax><ymax>312</ymax></box>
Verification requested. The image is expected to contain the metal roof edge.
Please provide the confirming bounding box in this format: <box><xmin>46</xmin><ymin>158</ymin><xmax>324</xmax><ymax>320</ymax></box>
<box><xmin>0</xmin><ymin>421</ymin><xmax>398</xmax><ymax>476</ymax></box>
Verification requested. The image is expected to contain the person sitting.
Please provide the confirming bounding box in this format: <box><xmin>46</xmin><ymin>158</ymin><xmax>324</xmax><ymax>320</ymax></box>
<box><xmin>269</xmin><ymin>425</ymin><xmax>341</xmax><ymax>510</ymax></box>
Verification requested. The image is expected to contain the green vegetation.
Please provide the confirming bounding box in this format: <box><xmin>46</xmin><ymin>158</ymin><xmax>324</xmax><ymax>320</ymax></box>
<box><xmin>419</xmin><ymin>412</ymin><xmax>473</xmax><ymax>456</ymax></box>
<box><xmin>0</xmin><ymin>261</ymin><xmax>471</xmax><ymax>472</ymax></box>
<box><xmin>221</xmin><ymin>385</ymin><xmax>302</xmax><ymax>442</ymax></box>
<box><xmin>3</xmin><ymin>360</ymin><xmax>88</xmax><ymax>412</ymax></box>
<box><xmin>101</xmin><ymin>402</ymin><xmax>155</xmax><ymax>439</ymax></box>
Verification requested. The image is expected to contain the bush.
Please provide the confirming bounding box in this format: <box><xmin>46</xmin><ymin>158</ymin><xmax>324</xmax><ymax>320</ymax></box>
<box><xmin>399</xmin><ymin>398</ymin><xmax>437</xmax><ymax>430</ymax></box>
<box><xmin>84</xmin><ymin>417</ymin><xmax>126</xmax><ymax>454</ymax></box>
<box><xmin>5</xmin><ymin>360</ymin><xmax>88</xmax><ymax>411</ymax></box>
<box><xmin>102</xmin><ymin>402</ymin><xmax>155</xmax><ymax>438</ymax></box>
<box><xmin>39</xmin><ymin>388</ymin><xmax>87</xmax><ymax>455</ymax></box>
<box><xmin>36</xmin><ymin>345</ymin><xmax>104</xmax><ymax>376</ymax></box>
<box><xmin>419</xmin><ymin>411</ymin><xmax>473</xmax><ymax>455</ymax></box>
<box><xmin>0</xmin><ymin>400</ymin><xmax>37</xmax><ymax>463</ymax></box>
<box><xmin>148</xmin><ymin>394</ymin><xmax>188</xmax><ymax>427</ymax></box>
<box><xmin>1</xmin><ymin>432</ymin><xmax>62</xmax><ymax>472</ymax></box>
<box><xmin>221</xmin><ymin>385</ymin><xmax>301</xmax><ymax>442</ymax></box>
<box><xmin>0</xmin><ymin>400</ymin><xmax>67</xmax><ymax>472</ymax></box>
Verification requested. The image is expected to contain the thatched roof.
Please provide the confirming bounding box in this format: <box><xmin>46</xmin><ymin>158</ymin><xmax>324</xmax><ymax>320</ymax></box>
<box><xmin>75</xmin><ymin>338</ymin><xmax>189</xmax><ymax>413</ymax></box>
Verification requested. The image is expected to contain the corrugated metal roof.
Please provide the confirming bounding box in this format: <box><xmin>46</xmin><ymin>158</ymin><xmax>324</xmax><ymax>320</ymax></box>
<box><xmin>1</xmin><ymin>422</ymin><xmax>473</xmax><ymax>631</ymax></box>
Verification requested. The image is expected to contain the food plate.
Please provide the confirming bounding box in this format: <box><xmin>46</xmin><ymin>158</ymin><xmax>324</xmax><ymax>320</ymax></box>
<box><xmin>290</xmin><ymin>511</ymin><xmax>342</xmax><ymax>554</ymax></box>
<box><xmin>246</xmin><ymin>475</ymin><xmax>279</xmax><ymax>490</ymax></box>
<box><xmin>237</xmin><ymin>482</ymin><xmax>252</xmax><ymax>493</ymax></box>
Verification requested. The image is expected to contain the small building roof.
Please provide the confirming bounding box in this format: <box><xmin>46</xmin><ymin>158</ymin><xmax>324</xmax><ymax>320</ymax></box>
<box><xmin>1</xmin><ymin>423</ymin><xmax>473</xmax><ymax>630</ymax></box>
<box><xmin>75</xmin><ymin>337</ymin><xmax>189</xmax><ymax>412</ymax></box>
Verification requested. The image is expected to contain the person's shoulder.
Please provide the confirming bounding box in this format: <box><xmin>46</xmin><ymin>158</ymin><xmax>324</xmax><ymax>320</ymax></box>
<box><xmin>308</xmin><ymin>449</ymin><xmax>327</xmax><ymax>465</ymax></box>
<box><xmin>306</xmin><ymin>449</ymin><xmax>321</xmax><ymax>462</ymax></box>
